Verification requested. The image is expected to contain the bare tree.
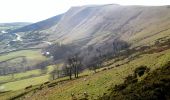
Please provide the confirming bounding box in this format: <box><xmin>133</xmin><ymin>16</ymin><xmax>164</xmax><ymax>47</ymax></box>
<box><xmin>50</xmin><ymin>65</ymin><xmax>61</xmax><ymax>80</ymax></box>
<box><xmin>67</xmin><ymin>58</ymin><xmax>73</xmax><ymax>79</ymax></box>
<box><xmin>66</xmin><ymin>53</ymin><xmax>82</xmax><ymax>79</ymax></box>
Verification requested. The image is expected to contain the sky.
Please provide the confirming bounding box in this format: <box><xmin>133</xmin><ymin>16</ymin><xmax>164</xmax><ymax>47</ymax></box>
<box><xmin>0</xmin><ymin>0</ymin><xmax>169</xmax><ymax>23</ymax></box>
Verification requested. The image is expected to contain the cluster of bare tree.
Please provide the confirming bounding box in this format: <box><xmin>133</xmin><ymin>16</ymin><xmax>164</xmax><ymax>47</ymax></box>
<box><xmin>42</xmin><ymin>43</ymin><xmax>77</xmax><ymax>60</ymax></box>
<box><xmin>79</xmin><ymin>39</ymin><xmax>129</xmax><ymax>72</ymax></box>
<box><xmin>66</xmin><ymin>54</ymin><xmax>82</xmax><ymax>79</ymax></box>
<box><xmin>44</xmin><ymin>43</ymin><xmax>83</xmax><ymax>80</ymax></box>
<box><xmin>49</xmin><ymin>53</ymin><xmax>82</xmax><ymax>80</ymax></box>
<box><xmin>50</xmin><ymin>65</ymin><xmax>61</xmax><ymax>80</ymax></box>
<box><xmin>45</xmin><ymin>39</ymin><xmax>130</xmax><ymax>80</ymax></box>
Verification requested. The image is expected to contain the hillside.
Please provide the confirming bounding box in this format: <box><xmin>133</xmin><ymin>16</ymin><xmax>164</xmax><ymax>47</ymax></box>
<box><xmin>8</xmin><ymin>4</ymin><xmax>170</xmax><ymax>50</ymax></box>
<box><xmin>0</xmin><ymin>4</ymin><xmax>170</xmax><ymax>100</ymax></box>
<box><xmin>99</xmin><ymin>62</ymin><xmax>170</xmax><ymax>100</ymax></box>
<box><xmin>44</xmin><ymin>5</ymin><xmax>170</xmax><ymax>45</ymax></box>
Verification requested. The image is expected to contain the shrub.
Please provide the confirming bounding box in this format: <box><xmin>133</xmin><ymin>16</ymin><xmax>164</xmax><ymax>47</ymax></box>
<box><xmin>134</xmin><ymin>66</ymin><xmax>150</xmax><ymax>77</ymax></box>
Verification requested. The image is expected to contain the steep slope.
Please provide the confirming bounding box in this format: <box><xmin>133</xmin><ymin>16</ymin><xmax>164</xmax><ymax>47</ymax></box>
<box><xmin>42</xmin><ymin>5</ymin><xmax>170</xmax><ymax>47</ymax></box>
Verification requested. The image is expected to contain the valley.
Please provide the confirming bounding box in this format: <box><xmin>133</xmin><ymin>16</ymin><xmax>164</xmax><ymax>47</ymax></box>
<box><xmin>0</xmin><ymin>4</ymin><xmax>170</xmax><ymax>100</ymax></box>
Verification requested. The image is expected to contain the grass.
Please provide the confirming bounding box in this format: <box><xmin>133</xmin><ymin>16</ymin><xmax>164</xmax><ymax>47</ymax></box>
<box><xmin>0</xmin><ymin>68</ymin><xmax>93</xmax><ymax>99</ymax></box>
<box><xmin>0</xmin><ymin>49</ymin><xmax>48</xmax><ymax>83</ymax></box>
<box><xmin>0</xmin><ymin>49</ymin><xmax>169</xmax><ymax>100</ymax></box>
<box><xmin>0</xmin><ymin>49</ymin><xmax>47</xmax><ymax>70</ymax></box>
<box><xmin>2</xmin><ymin>75</ymin><xmax>50</xmax><ymax>91</ymax></box>
<box><xmin>129</xmin><ymin>26</ymin><xmax>170</xmax><ymax>47</ymax></box>
<box><xmin>99</xmin><ymin>61</ymin><xmax>170</xmax><ymax>100</ymax></box>
<box><xmin>0</xmin><ymin>65</ymin><xmax>54</xmax><ymax>91</ymax></box>
<box><xmin>0</xmin><ymin>68</ymin><xmax>90</xmax><ymax>92</ymax></box>
<box><xmin>15</xmin><ymin>48</ymin><xmax>170</xmax><ymax>100</ymax></box>
<box><xmin>0</xmin><ymin>49</ymin><xmax>48</xmax><ymax>85</ymax></box>
<box><xmin>0</xmin><ymin>44</ymin><xmax>170</xmax><ymax>100</ymax></box>
<box><xmin>0</xmin><ymin>68</ymin><xmax>42</xmax><ymax>83</ymax></box>
<box><xmin>0</xmin><ymin>49</ymin><xmax>46</xmax><ymax>62</ymax></box>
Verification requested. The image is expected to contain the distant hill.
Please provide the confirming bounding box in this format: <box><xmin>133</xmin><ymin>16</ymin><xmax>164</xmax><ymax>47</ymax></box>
<box><xmin>0</xmin><ymin>22</ymin><xmax>31</xmax><ymax>26</ymax></box>
<box><xmin>0</xmin><ymin>22</ymin><xmax>31</xmax><ymax>32</ymax></box>
<box><xmin>10</xmin><ymin>14</ymin><xmax>63</xmax><ymax>33</ymax></box>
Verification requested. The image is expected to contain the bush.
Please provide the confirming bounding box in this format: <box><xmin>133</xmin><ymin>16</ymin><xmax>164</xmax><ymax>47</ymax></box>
<box><xmin>134</xmin><ymin>66</ymin><xmax>150</xmax><ymax>77</ymax></box>
<box><xmin>124</xmin><ymin>75</ymin><xmax>137</xmax><ymax>84</ymax></box>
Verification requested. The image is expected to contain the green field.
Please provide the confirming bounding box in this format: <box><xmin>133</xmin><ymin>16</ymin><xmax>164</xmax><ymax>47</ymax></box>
<box><xmin>0</xmin><ymin>49</ymin><xmax>49</xmax><ymax>91</ymax></box>
<box><xmin>0</xmin><ymin>65</ymin><xmax>54</xmax><ymax>91</ymax></box>
<box><xmin>0</xmin><ymin>66</ymin><xmax>92</xmax><ymax>92</ymax></box>
<box><xmin>0</xmin><ymin>49</ymin><xmax>48</xmax><ymax>81</ymax></box>
<box><xmin>0</xmin><ymin>67</ymin><xmax>45</xmax><ymax>83</ymax></box>
<box><xmin>0</xmin><ymin>49</ymin><xmax>46</xmax><ymax>62</ymax></box>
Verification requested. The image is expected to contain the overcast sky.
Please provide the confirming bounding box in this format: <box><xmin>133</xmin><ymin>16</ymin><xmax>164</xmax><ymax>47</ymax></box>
<box><xmin>0</xmin><ymin>0</ymin><xmax>169</xmax><ymax>23</ymax></box>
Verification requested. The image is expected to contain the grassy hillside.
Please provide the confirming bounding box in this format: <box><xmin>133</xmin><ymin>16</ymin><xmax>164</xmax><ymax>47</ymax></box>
<box><xmin>0</xmin><ymin>44</ymin><xmax>168</xmax><ymax>100</ymax></box>
<box><xmin>99</xmin><ymin>62</ymin><xmax>170</xmax><ymax>100</ymax></box>
<box><xmin>28</xmin><ymin>49</ymin><xmax>170</xmax><ymax>100</ymax></box>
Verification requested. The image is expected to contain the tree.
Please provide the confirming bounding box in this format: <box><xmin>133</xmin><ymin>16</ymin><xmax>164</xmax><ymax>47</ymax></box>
<box><xmin>67</xmin><ymin>53</ymin><xmax>82</xmax><ymax>79</ymax></box>
<box><xmin>21</xmin><ymin>57</ymin><xmax>27</xmax><ymax>72</ymax></box>
<box><xmin>50</xmin><ymin>69</ymin><xmax>56</xmax><ymax>80</ymax></box>
<box><xmin>67</xmin><ymin>58</ymin><xmax>73</xmax><ymax>79</ymax></box>
<box><xmin>89</xmin><ymin>56</ymin><xmax>101</xmax><ymax>73</ymax></box>
<box><xmin>112</xmin><ymin>39</ymin><xmax>129</xmax><ymax>56</ymax></box>
<box><xmin>36</xmin><ymin>60</ymin><xmax>51</xmax><ymax>74</ymax></box>
<box><xmin>50</xmin><ymin>65</ymin><xmax>60</xmax><ymax>80</ymax></box>
<box><xmin>44</xmin><ymin>43</ymin><xmax>74</xmax><ymax>61</ymax></box>
<box><xmin>10</xmin><ymin>67</ymin><xmax>17</xmax><ymax>79</ymax></box>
